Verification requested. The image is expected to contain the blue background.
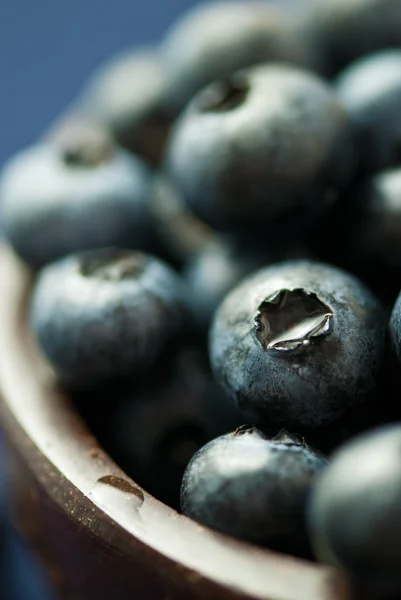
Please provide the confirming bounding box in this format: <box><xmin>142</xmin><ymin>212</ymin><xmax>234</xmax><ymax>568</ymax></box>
<box><xmin>0</xmin><ymin>0</ymin><xmax>203</xmax><ymax>168</ymax></box>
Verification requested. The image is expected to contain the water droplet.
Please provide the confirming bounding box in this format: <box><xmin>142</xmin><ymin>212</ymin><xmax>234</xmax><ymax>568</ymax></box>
<box><xmin>254</xmin><ymin>288</ymin><xmax>333</xmax><ymax>353</ymax></box>
<box><xmin>91</xmin><ymin>476</ymin><xmax>144</xmax><ymax>519</ymax></box>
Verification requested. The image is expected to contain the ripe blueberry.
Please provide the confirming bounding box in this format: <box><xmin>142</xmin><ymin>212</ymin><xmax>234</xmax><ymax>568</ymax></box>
<box><xmin>309</xmin><ymin>424</ymin><xmax>401</xmax><ymax>595</ymax></box>
<box><xmin>210</xmin><ymin>260</ymin><xmax>388</xmax><ymax>440</ymax></box>
<box><xmin>0</xmin><ymin>127</ymin><xmax>155</xmax><ymax>268</ymax></box>
<box><xmin>30</xmin><ymin>248</ymin><xmax>188</xmax><ymax>389</ymax></box>
<box><xmin>165</xmin><ymin>65</ymin><xmax>354</xmax><ymax>236</ymax></box>
<box><xmin>181</xmin><ymin>426</ymin><xmax>327</xmax><ymax>556</ymax></box>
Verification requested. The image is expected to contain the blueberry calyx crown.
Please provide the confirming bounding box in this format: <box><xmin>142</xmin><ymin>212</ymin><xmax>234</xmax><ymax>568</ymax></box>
<box><xmin>272</xmin><ymin>429</ymin><xmax>305</xmax><ymax>446</ymax></box>
<box><xmin>196</xmin><ymin>76</ymin><xmax>249</xmax><ymax>113</ymax></box>
<box><xmin>59</xmin><ymin>130</ymin><xmax>115</xmax><ymax>167</ymax></box>
<box><xmin>234</xmin><ymin>424</ymin><xmax>258</xmax><ymax>436</ymax></box>
<box><xmin>79</xmin><ymin>250</ymin><xmax>146</xmax><ymax>281</ymax></box>
<box><xmin>254</xmin><ymin>288</ymin><xmax>334</xmax><ymax>353</ymax></box>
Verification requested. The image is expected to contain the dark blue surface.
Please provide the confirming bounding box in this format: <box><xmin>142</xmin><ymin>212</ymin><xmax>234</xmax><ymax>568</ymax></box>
<box><xmin>0</xmin><ymin>0</ymin><xmax>201</xmax><ymax>168</ymax></box>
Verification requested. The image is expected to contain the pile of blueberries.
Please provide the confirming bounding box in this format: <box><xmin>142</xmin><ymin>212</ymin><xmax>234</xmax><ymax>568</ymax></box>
<box><xmin>3</xmin><ymin>0</ymin><xmax>401</xmax><ymax>595</ymax></box>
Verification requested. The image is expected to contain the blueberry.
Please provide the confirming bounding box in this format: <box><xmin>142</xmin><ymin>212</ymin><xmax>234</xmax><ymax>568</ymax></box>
<box><xmin>181</xmin><ymin>426</ymin><xmax>327</xmax><ymax>555</ymax></box>
<box><xmin>0</xmin><ymin>126</ymin><xmax>155</xmax><ymax>268</ymax></box>
<box><xmin>165</xmin><ymin>65</ymin><xmax>354</xmax><ymax>236</ymax></box>
<box><xmin>80</xmin><ymin>48</ymin><xmax>171</xmax><ymax>165</ymax></box>
<box><xmin>163</xmin><ymin>2</ymin><xmax>319</xmax><ymax>113</ymax></box>
<box><xmin>308</xmin><ymin>424</ymin><xmax>401</xmax><ymax>595</ymax></box>
<box><xmin>106</xmin><ymin>347</ymin><xmax>241</xmax><ymax>509</ymax></box>
<box><xmin>210</xmin><ymin>260</ymin><xmax>388</xmax><ymax>442</ymax></box>
<box><xmin>30</xmin><ymin>248</ymin><xmax>188</xmax><ymax>389</ymax></box>
<box><xmin>336</xmin><ymin>50</ymin><xmax>401</xmax><ymax>172</ymax></box>
<box><xmin>306</xmin><ymin>0</ymin><xmax>401</xmax><ymax>75</ymax></box>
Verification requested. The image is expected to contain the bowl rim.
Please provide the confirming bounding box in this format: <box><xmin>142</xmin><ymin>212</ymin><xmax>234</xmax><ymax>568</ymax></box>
<box><xmin>0</xmin><ymin>245</ymin><xmax>353</xmax><ymax>600</ymax></box>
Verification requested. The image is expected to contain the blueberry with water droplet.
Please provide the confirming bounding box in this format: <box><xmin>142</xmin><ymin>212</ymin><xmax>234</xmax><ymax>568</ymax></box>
<box><xmin>210</xmin><ymin>260</ymin><xmax>388</xmax><ymax>444</ymax></box>
<box><xmin>30</xmin><ymin>248</ymin><xmax>188</xmax><ymax>389</ymax></box>
<box><xmin>165</xmin><ymin>64</ymin><xmax>354</xmax><ymax>236</ymax></box>
<box><xmin>181</xmin><ymin>426</ymin><xmax>327</xmax><ymax>556</ymax></box>
<box><xmin>0</xmin><ymin>122</ymin><xmax>155</xmax><ymax>268</ymax></box>
<box><xmin>308</xmin><ymin>424</ymin><xmax>401</xmax><ymax>595</ymax></box>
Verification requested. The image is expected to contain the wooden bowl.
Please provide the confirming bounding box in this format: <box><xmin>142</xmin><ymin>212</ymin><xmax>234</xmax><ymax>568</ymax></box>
<box><xmin>0</xmin><ymin>244</ymin><xmax>360</xmax><ymax>600</ymax></box>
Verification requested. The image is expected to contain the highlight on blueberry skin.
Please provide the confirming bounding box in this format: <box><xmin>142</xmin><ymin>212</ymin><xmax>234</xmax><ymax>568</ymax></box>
<box><xmin>30</xmin><ymin>248</ymin><xmax>188</xmax><ymax>389</ymax></box>
<box><xmin>181</xmin><ymin>426</ymin><xmax>327</xmax><ymax>556</ymax></box>
<box><xmin>0</xmin><ymin>128</ymin><xmax>155</xmax><ymax>268</ymax></box>
<box><xmin>335</xmin><ymin>50</ymin><xmax>401</xmax><ymax>172</ymax></box>
<box><xmin>308</xmin><ymin>424</ymin><xmax>401</xmax><ymax>595</ymax></box>
<box><xmin>210</xmin><ymin>260</ymin><xmax>387</xmax><ymax>435</ymax></box>
<box><xmin>165</xmin><ymin>64</ymin><xmax>354</xmax><ymax>236</ymax></box>
<box><xmin>162</xmin><ymin>1</ymin><xmax>318</xmax><ymax>114</ymax></box>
